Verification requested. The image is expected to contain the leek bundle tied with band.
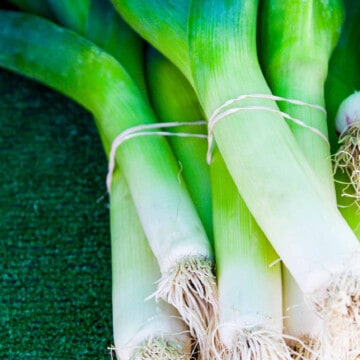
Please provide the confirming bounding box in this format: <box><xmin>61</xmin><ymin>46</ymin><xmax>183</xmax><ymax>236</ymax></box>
<box><xmin>0</xmin><ymin>10</ymin><xmax>216</xmax><ymax>358</ymax></box>
<box><xmin>115</xmin><ymin>0</ymin><xmax>360</xmax><ymax>356</ymax></box>
<box><xmin>188</xmin><ymin>2</ymin><xmax>360</xmax><ymax>359</ymax></box>
<box><xmin>1</xmin><ymin>0</ymin><xmax>360</xmax><ymax>359</ymax></box>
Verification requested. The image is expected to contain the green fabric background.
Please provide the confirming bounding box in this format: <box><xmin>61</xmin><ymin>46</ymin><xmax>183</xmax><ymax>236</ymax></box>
<box><xmin>0</xmin><ymin>68</ymin><xmax>114</xmax><ymax>359</ymax></box>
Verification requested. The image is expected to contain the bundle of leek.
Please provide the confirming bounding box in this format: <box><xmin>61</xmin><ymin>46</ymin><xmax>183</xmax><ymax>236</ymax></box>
<box><xmin>2</xmin><ymin>0</ymin><xmax>360</xmax><ymax>358</ymax></box>
<box><xmin>188</xmin><ymin>2</ymin><xmax>359</xmax><ymax>359</ymax></box>
<box><xmin>0</xmin><ymin>9</ymin><xmax>216</xmax><ymax>359</ymax></box>
<box><xmin>115</xmin><ymin>0</ymin><xmax>360</xmax><ymax>358</ymax></box>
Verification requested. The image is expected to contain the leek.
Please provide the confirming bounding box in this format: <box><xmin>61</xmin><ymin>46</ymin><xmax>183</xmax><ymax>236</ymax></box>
<box><xmin>210</xmin><ymin>148</ymin><xmax>291</xmax><ymax>359</ymax></box>
<box><xmin>114</xmin><ymin>2</ymin><xmax>360</xmax><ymax>293</ymax></box>
<box><xmin>14</xmin><ymin>0</ymin><xmax>148</xmax><ymax>101</ymax></box>
<box><xmin>109</xmin><ymin>167</ymin><xmax>192</xmax><ymax>360</ymax></box>
<box><xmin>57</xmin><ymin>5</ymin><xmax>193</xmax><ymax>356</ymax></box>
<box><xmin>259</xmin><ymin>0</ymin><xmax>340</xmax><ymax>202</ymax></box>
<box><xmin>0</xmin><ymin>11</ymin><xmax>216</xmax><ymax>356</ymax></box>
<box><xmin>188</xmin><ymin>1</ymin><xmax>360</xmax><ymax>359</ymax></box>
<box><xmin>325</xmin><ymin>0</ymin><xmax>360</xmax><ymax>152</ymax></box>
<box><xmin>99</xmin><ymin>125</ymin><xmax>192</xmax><ymax>359</ymax></box>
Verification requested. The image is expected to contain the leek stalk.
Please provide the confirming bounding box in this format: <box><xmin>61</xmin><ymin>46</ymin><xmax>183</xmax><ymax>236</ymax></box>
<box><xmin>145</xmin><ymin>47</ymin><xmax>213</xmax><ymax>242</ymax></box>
<box><xmin>111</xmin><ymin>0</ymin><xmax>360</xmax><ymax>356</ymax></box>
<box><xmin>99</xmin><ymin>126</ymin><xmax>192</xmax><ymax>359</ymax></box>
<box><xmin>325</xmin><ymin>0</ymin><xmax>360</xmax><ymax>152</ymax></box>
<box><xmin>259</xmin><ymin>0</ymin><xmax>340</xmax><ymax>203</ymax></box>
<box><xmin>117</xmin><ymin>0</ymin><xmax>360</xmax><ymax>298</ymax></box>
<box><xmin>54</xmin><ymin>5</ymin><xmax>193</xmax><ymax>356</ymax></box>
<box><xmin>138</xmin><ymin>7</ymin><xmax>288</xmax><ymax>358</ymax></box>
<box><xmin>210</xmin><ymin>149</ymin><xmax>289</xmax><ymax>359</ymax></box>
<box><xmin>110</xmin><ymin>168</ymin><xmax>192</xmax><ymax>360</ymax></box>
<box><xmin>14</xmin><ymin>0</ymin><xmax>148</xmax><ymax>102</ymax></box>
<box><xmin>85</xmin><ymin>0</ymin><xmax>147</xmax><ymax>97</ymax></box>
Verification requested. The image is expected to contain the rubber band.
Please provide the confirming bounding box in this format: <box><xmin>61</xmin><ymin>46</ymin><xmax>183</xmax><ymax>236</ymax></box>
<box><xmin>206</xmin><ymin>94</ymin><xmax>329</xmax><ymax>163</ymax></box>
<box><xmin>107</xmin><ymin>121</ymin><xmax>207</xmax><ymax>192</ymax></box>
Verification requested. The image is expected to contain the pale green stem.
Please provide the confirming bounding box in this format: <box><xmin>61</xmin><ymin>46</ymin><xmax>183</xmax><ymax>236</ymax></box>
<box><xmin>110</xmin><ymin>169</ymin><xmax>192</xmax><ymax>360</ymax></box>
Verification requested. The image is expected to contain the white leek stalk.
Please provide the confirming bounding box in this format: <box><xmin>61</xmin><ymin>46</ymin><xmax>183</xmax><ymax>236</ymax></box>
<box><xmin>211</xmin><ymin>150</ymin><xmax>290</xmax><ymax>359</ymax></box>
<box><xmin>110</xmin><ymin>168</ymin><xmax>192</xmax><ymax>359</ymax></box>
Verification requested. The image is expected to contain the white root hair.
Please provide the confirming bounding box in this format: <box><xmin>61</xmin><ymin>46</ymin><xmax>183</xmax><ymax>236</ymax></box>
<box><xmin>286</xmin><ymin>335</ymin><xmax>321</xmax><ymax>360</ymax></box>
<box><xmin>130</xmin><ymin>337</ymin><xmax>193</xmax><ymax>360</ymax></box>
<box><xmin>210</xmin><ymin>324</ymin><xmax>295</xmax><ymax>360</ymax></box>
<box><xmin>309</xmin><ymin>266</ymin><xmax>360</xmax><ymax>360</ymax></box>
<box><xmin>154</xmin><ymin>256</ymin><xmax>218</xmax><ymax>360</ymax></box>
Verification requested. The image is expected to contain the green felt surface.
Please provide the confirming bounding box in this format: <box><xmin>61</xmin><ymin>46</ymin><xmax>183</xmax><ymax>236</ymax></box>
<box><xmin>0</xmin><ymin>68</ymin><xmax>114</xmax><ymax>359</ymax></box>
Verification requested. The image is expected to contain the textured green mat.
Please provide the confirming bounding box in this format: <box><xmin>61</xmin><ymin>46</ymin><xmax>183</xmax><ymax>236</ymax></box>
<box><xmin>0</xmin><ymin>68</ymin><xmax>113</xmax><ymax>359</ymax></box>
